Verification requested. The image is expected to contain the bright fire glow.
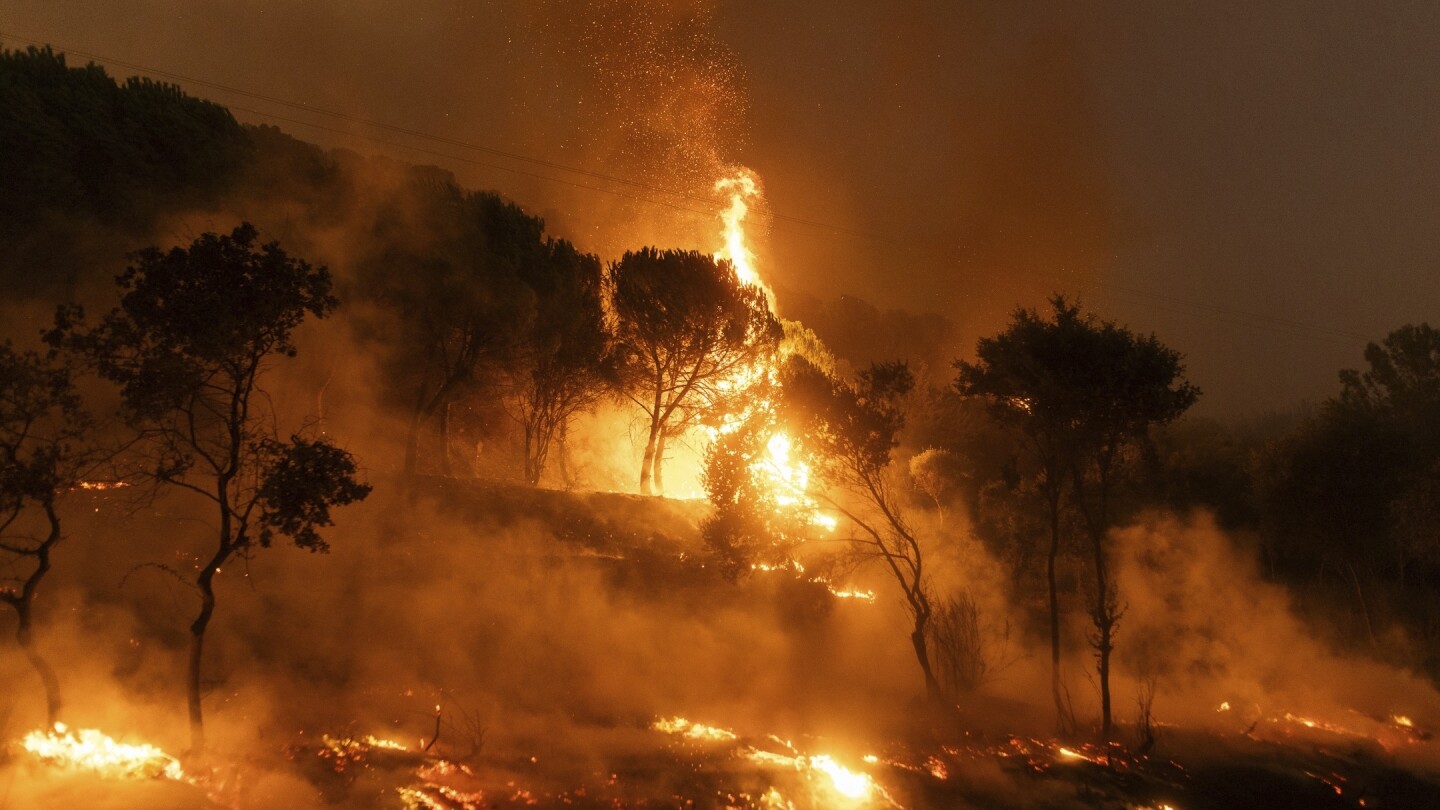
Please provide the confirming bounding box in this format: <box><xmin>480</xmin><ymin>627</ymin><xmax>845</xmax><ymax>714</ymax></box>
<box><xmin>22</xmin><ymin>723</ymin><xmax>185</xmax><ymax>781</ymax></box>
<box><xmin>744</xmin><ymin>749</ymin><xmax>880</xmax><ymax>803</ymax></box>
<box><xmin>809</xmin><ymin>754</ymin><xmax>873</xmax><ymax>800</ymax></box>
<box><xmin>706</xmin><ymin>167</ymin><xmax>837</xmax><ymax>534</ymax></box>
<box><xmin>652</xmin><ymin>716</ymin><xmax>739</xmax><ymax>742</ymax></box>
<box><xmin>715</xmin><ymin>169</ymin><xmax>764</xmax><ymax>292</ymax></box>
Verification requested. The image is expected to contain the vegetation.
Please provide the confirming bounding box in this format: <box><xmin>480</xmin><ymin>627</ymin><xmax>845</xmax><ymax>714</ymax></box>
<box><xmin>48</xmin><ymin>224</ymin><xmax>370</xmax><ymax>752</ymax></box>
<box><xmin>2</xmin><ymin>46</ymin><xmax>1439</xmax><ymax>773</ymax></box>
<box><xmin>0</xmin><ymin>345</ymin><xmax>88</xmax><ymax>727</ymax></box>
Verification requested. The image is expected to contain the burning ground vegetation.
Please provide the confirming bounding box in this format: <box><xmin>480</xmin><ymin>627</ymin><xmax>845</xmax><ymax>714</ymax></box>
<box><xmin>0</xmin><ymin>483</ymin><xmax>1438</xmax><ymax>810</ymax></box>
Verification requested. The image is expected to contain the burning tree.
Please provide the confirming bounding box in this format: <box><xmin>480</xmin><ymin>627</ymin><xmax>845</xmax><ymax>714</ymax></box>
<box><xmin>0</xmin><ymin>344</ymin><xmax>88</xmax><ymax>727</ymax></box>
<box><xmin>701</xmin><ymin>320</ymin><xmax>840</xmax><ymax>575</ymax></box>
<box><xmin>610</xmin><ymin>247</ymin><xmax>781</xmax><ymax>496</ymax></box>
<box><xmin>504</xmin><ymin>238</ymin><xmax>609</xmax><ymax>485</ymax></box>
<box><xmin>956</xmin><ymin>297</ymin><xmax>1197</xmax><ymax>736</ymax></box>
<box><xmin>48</xmin><ymin>224</ymin><xmax>371</xmax><ymax>753</ymax></box>
<box><xmin>780</xmin><ymin>355</ymin><xmax>946</xmax><ymax>703</ymax></box>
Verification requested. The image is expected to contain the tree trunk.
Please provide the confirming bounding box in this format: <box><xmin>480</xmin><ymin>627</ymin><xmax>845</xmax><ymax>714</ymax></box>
<box><xmin>438</xmin><ymin>401</ymin><xmax>453</xmax><ymax>476</ymax></box>
<box><xmin>523</xmin><ymin>422</ymin><xmax>539</xmax><ymax>485</ymax></box>
<box><xmin>404</xmin><ymin>404</ymin><xmax>425</xmax><ymax>476</ymax></box>
<box><xmin>15</xmin><ymin>602</ymin><xmax>62</xmax><ymax>728</ymax></box>
<box><xmin>910</xmin><ymin>621</ymin><xmax>944</xmax><ymax>704</ymax></box>
<box><xmin>654</xmin><ymin>431</ymin><xmax>669</xmax><ymax>496</ymax></box>
<box><xmin>1092</xmin><ymin>531</ymin><xmax>1114</xmax><ymax>739</ymax></box>
<box><xmin>1047</xmin><ymin>490</ymin><xmax>1066</xmax><ymax>731</ymax></box>
<box><xmin>639</xmin><ymin>420</ymin><xmax>660</xmax><ymax>495</ymax></box>
<box><xmin>188</xmin><ymin>544</ymin><xmax>229</xmax><ymax>755</ymax></box>
<box><xmin>8</xmin><ymin>502</ymin><xmax>64</xmax><ymax>727</ymax></box>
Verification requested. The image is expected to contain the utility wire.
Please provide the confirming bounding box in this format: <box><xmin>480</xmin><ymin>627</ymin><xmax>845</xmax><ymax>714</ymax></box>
<box><xmin>1</xmin><ymin>30</ymin><xmax>1378</xmax><ymax>347</ymax></box>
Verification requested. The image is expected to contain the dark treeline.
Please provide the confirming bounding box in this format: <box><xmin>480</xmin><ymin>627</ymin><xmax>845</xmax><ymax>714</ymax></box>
<box><xmin>913</xmin><ymin>314</ymin><xmax>1440</xmax><ymax>688</ymax></box>
<box><xmin>3</xmin><ymin>44</ymin><xmax>1440</xmax><ymax>751</ymax></box>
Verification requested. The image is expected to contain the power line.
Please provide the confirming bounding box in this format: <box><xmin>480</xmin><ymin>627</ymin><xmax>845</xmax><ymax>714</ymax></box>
<box><xmin>1</xmin><ymin>31</ymin><xmax>1377</xmax><ymax>347</ymax></box>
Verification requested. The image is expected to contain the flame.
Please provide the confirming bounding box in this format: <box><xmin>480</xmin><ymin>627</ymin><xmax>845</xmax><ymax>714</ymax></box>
<box><xmin>714</xmin><ymin>169</ymin><xmax>764</xmax><ymax>293</ymax></box>
<box><xmin>21</xmin><ymin>723</ymin><xmax>185</xmax><ymax>781</ymax></box>
<box><xmin>705</xmin><ymin>168</ymin><xmax>838</xmax><ymax>534</ymax></box>
<box><xmin>652</xmin><ymin>716</ymin><xmax>738</xmax><ymax>742</ymax></box>
<box><xmin>809</xmin><ymin>754</ymin><xmax>873</xmax><ymax>800</ymax></box>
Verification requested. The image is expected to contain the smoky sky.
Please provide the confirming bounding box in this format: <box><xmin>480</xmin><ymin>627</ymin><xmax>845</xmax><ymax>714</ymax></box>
<box><xmin>3</xmin><ymin>0</ymin><xmax>1439</xmax><ymax>414</ymax></box>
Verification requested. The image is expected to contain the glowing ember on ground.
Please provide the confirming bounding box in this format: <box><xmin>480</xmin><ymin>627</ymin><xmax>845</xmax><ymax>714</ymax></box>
<box><xmin>652</xmin><ymin>716</ymin><xmax>739</xmax><ymax>741</ymax></box>
<box><xmin>827</xmin><ymin>587</ymin><xmax>877</xmax><ymax>602</ymax></box>
<box><xmin>1393</xmin><ymin>714</ymin><xmax>1414</xmax><ymax>728</ymax></box>
<box><xmin>21</xmin><ymin>723</ymin><xmax>185</xmax><ymax>781</ymax></box>
<box><xmin>744</xmin><ymin>749</ymin><xmax>888</xmax><ymax>805</ymax></box>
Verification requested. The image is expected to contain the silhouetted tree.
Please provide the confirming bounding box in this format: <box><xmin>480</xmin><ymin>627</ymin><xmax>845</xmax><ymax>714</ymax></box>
<box><xmin>781</xmin><ymin>356</ymin><xmax>946</xmax><ymax>703</ymax></box>
<box><xmin>0</xmin><ymin>345</ymin><xmax>88</xmax><ymax>727</ymax></box>
<box><xmin>505</xmin><ymin>239</ymin><xmax>609</xmax><ymax>485</ymax></box>
<box><xmin>955</xmin><ymin>299</ymin><xmax>1089</xmax><ymax>729</ymax></box>
<box><xmin>956</xmin><ymin>297</ymin><xmax>1198</xmax><ymax>737</ymax></box>
<box><xmin>1060</xmin><ymin>308</ymin><xmax>1198</xmax><ymax>738</ymax></box>
<box><xmin>49</xmin><ymin>224</ymin><xmax>370</xmax><ymax>753</ymax></box>
<box><xmin>359</xmin><ymin>182</ymin><xmax>538</xmax><ymax>475</ymax></box>
<box><xmin>0</xmin><ymin>46</ymin><xmax>250</xmax><ymax>299</ymax></box>
<box><xmin>1260</xmin><ymin>322</ymin><xmax>1440</xmax><ymax>651</ymax></box>
<box><xmin>610</xmin><ymin>248</ymin><xmax>780</xmax><ymax>495</ymax></box>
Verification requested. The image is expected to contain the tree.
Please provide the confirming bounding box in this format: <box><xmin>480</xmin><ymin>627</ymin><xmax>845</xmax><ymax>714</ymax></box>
<box><xmin>0</xmin><ymin>345</ymin><xmax>87</xmax><ymax>727</ymax></box>
<box><xmin>1259</xmin><ymin>323</ymin><xmax>1440</xmax><ymax>651</ymax></box>
<box><xmin>610</xmin><ymin>248</ymin><xmax>781</xmax><ymax>495</ymax></box>
<box><xmin>781</xmin><ymin>356</ymin><xmax>946</xmax><ymax>703</ymax></box>
<box><xmin>1060</xmin><ymin>309</ymin><xmax>1198</xmax><ymax>738</ymax></box>
<box><xmin>49</xmin><ymin>223</ymin><xmax>370</xmax><ymax>753</ymax></box>
<box><xmin>504</xmin><ymin>239</ymin><xmax>609</xmax><ymax>485</ymax></box>
<box><xmin>956</xmin><ymin>297</ymin><xmax>1197</xmax><ymax>736</ymax></box>
<box><xmin>955</xmin><ymin>299</ymin><xmax>1090</xmax><ymax>729</ymax></box>
<box><xmin>358</xmin><ymin>182</ymin><xmax>539</xmax><ymax>475</ymax></box>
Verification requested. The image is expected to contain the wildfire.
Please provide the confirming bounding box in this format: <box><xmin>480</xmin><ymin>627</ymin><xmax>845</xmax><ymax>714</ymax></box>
<box><xmin>652</xmin><ymin>716</ymin><xmax>739</xmax><ymax>742</ymax></box>
<box><xmin>707</xmin><ymin>167</ymin><xmax>837</xmax><ymax>534</ymax></box>
<box><xmin>21</xmin><ymin>723</ymin><xmax>185</xmax><ymax>781</ymax></box>
<box><xmin>715</xmin><ymin>169</ymin><xmax>765</xmax><ymax>293</ymax></box>
<box><xmin>827</xmin><ymin>587</ymin><xmax>877</xmax><ymax>602</ymax></box>
<box><xmin>744</xmin><ymin>749</ymin><xmax>886</xmax><ymax>805</ymax></box>
<box><xmin>73</xmin><ymin>480</ymin><xmax>129</xmax><ymax>491</ymax></box>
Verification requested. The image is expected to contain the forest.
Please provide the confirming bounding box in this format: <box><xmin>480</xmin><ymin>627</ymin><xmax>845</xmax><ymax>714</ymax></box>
<box><xmin>2</xmin><ymin>45</ymin><xmax>1440</xmax><ymax>810</ymax></box>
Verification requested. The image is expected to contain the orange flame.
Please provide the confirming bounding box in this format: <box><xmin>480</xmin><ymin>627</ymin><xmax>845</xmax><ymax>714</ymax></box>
<box><xmin>21</xmin><ymin>723</ymin><xmax>185</xmax><ymax>781</ymax></box>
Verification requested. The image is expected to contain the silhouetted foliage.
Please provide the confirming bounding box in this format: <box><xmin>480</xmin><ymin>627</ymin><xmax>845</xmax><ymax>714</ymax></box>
<box><xmin>48</xmin><ymin>223</ymin><xmax>370</xmax><ymax>752</ymax></box>
<box><xmin>505</xmin><ymin>239</ymin><xmax>609</xmax><ymax>486</ymax></box>
<box><xmin>0</xmin><ymin>46</ymin><xmax>250</xmax><ymax>298</ymax></box>
<box><xmin>0</xmin><ymin>344</ymin><xmax>88</xmax><ymax>727</ymax></box>
<box><xmin>1260</xmin><ymin>322</ymin><xmax>1440</xmax><ymax>662</ymax></box>
<box><xmin>356</xmin><ymin>182</ymin><xmax>540</xmax><ymax>475</ymax></box>
<box><xmin>957</xmin><ymin>296</ymin><xmax>1198</xmax><ymax>736</ymax></box>
<box><xmin>781</xmin><ymin>355</ymin><xmax>947</xmax><ymax>703</ymax></box>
